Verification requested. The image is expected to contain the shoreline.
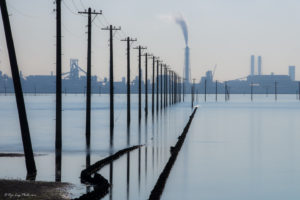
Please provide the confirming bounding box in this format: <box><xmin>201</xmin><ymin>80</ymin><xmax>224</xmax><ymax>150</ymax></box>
<box><xmin>0</xmin><ymin>179</ymin><xmax>73</xmax><ymax>200</ymax></box>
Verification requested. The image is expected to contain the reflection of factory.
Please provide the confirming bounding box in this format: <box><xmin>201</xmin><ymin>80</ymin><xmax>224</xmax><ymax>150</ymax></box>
<box><xmin>196</xmin><ymin>56</ymin><xmax>298</xmax><ymax>94</ymax></box>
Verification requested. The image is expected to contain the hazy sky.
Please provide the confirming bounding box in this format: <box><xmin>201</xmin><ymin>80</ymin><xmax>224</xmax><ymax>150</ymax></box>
<box><xmin>1</xmin><ymin>0</ymin><xmax>300</xmax><ymax>82</ymax></box>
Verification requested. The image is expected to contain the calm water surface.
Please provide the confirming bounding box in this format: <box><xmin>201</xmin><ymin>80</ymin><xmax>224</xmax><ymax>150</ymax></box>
<box><xmin>0</xmin><ymin>94</ymin><xmax>299</xmax><ymax>199</ymax></box>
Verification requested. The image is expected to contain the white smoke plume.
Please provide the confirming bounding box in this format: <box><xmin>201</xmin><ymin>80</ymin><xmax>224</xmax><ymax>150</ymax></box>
<box><xmin>175</xmin><ymin>15</ymin><xmax>188</xmax><ymax>46</ymax></box>
<box><xmin>156</xmin><ymin>13</ymin><xmax>189</xmax><ymax>46</ymax></box>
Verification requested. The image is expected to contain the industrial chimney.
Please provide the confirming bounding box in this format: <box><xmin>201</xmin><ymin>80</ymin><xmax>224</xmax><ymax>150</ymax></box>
<box><xmin>185</xmin><ymin>46</ymin><xmax>190</xmax><ymax>84</ymax></box>
<box><xmin>258</xmin><ymin>56</ymin><xmax>262</xmax><ymax>75</ymax></box>
<box><xmin>176</xmin><ymin>16</ymin><xmax>190</xmax><ymax>85</ymax></box>
<box><xmin>251</xmin><ymin>55</ymin><xmax>255</xmax><ymax>76</ymax></box>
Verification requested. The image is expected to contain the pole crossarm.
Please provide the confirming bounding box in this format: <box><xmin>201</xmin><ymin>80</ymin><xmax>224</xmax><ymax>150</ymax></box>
<box><xmin>78</xmin><ymin>10</ymin><xmax>102</xmax><ymax>15</ymax></box>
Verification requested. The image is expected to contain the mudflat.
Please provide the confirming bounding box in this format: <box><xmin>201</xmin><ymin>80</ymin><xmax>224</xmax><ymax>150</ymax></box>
<box><xmin>0</xmin><ymin>179</ymin><xmax>73</xmax><ymax>200</ymax></box>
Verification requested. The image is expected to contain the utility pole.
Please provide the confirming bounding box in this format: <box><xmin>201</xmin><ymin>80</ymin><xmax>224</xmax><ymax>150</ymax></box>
<box><xmin>0</xmin><ymin>0</ymin><xmax>36</xmax><ymax>178</ymax></box>
<box><xmin>55</xmin><ymin>0</ymin><xmax>62</xmax><ymax>182</ymax></box>
<box><xmin>121</xmin><ymin>37</ymin><xmax>136</xmax><ymax>126</ymax></box>
<box><xmin>160</xmin><ymin>63</ymin><xmax>163</xmax><ymax>110</ymax></box>
<box><xmin>169</xmin><ymin>70</ymin><xmax>172</xmax><ymax>105</ymax></box>
<box><xmin>215</xmin><ymin>80</ymin><xmax>218</xmax><ymax>102</ymax></box>
<box><xmin>251</xmin><ymin>82</ymin><xmax>253</xmax><ymax>102</ymax></box>
<box><xmin>79</xmin><ymin>8</ymin><xmax>102</xmax><ymax>148</ymax></box>
<box><xmin>164</xmin><ymin>65</ymin><xmax>167</xmax><ymax>108</ymax></box>
<box><xmin>204</xmin><ymin>79</ymin><xmax>207</xmax><ymax>102</ymax></box>
<box><xmin>134</xmin><ymin>46</ymin><xmax>147</xmax><ymax>122</ymax></box>
<box><xmin>142</xmin><ymin>53</ymin><xmax>153</xmax><ymax>117</ymax></box>
<box><xmin>192</xmin><ymin>79</ymin><xmax>195</xmax><ymax>108</ymax></box>
<box><xmin>275</xmin><ymin>81</ymin><xmax>277</xmax><ymax>101</ymax></box>
<box><xmin>172</xmin><ymin>71</ymin><xmax>175</xmax><ymax>105</ymax></box>
<box><xmin>298</xmin><ymin>82</ymin><xmax>300</xmax><ymax>101</ymax></box>
<box><xmin>151</xmin><ymin>56</ymin><xmax>157</xmax><ymax>115</ymax></box>
<box><xmin>156</xmin><ymin>60</ymin><xmax>161</xmax><ymax>113</ymax></box>
<box><xmin>183</xmin><ymin>78</ymin><xmax>185</xmax><ymax>102</ymax></box>
<box><xmin>102</xmin><ymin>25</ymin><xmax>121</xmax><ymax>143</ymax></box>
<box><xmin>225</xmin><ymin>82</ymin><xmax>227</xmax><ymax>101</ymax></box>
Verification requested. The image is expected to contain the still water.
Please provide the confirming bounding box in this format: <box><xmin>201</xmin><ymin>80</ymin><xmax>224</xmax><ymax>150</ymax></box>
<box><xmin>163</xmin><ymin>94</ymin><xmax>300</xmax><ymax>200</ymax></box>
<box><xmin>0</xmin><ymin>93</ymin><xmax>192</xmax><ymax>199</ymax></box>
<box><xmin>0</xmin><ymin>94</ymin><xmax>300</xmax><ymax>199</ymax></box>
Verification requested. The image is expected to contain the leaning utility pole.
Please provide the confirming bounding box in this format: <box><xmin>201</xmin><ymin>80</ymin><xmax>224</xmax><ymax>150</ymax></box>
<box><xmin>102</xmin><ymin>25</ymin><xmax>121</xmax><ymax>141</ymax></box>
<box><xmin>55</xmin><ymin>0</ymin><xmax>62</xmax><ymax>182</ymax></box>
<box><xmin>0</xmin><ymin>0</ymin><xmax>36</xmax><ymax>178</ymax></box>
<box><xmin>79</xmin><ymin>8</ymin><xmax>102</xmax><ymax>148</ymax></box>
<box><xmin>134</xmin><ymin>46</ymin><xmax>147</xmax><ymax>122</ymax></box>
<box><xmin>121</xmin><ymin>37</ymin><xmax>137</xmax><ymax>126</ymax></box>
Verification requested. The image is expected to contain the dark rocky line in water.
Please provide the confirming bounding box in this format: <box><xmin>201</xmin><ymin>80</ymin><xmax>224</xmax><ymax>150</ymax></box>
<box><xmin>0</xmin><ymin>153</ymin><xmax>46</xmax><ymax>157</ymax></box>
<box><xmin>74</xmin><ymin>145</ymin><xmax>143</xmax><ymax>200</ymax></box>
<box><xmin>148</xmin><ymin>107</ymin><xmax>198</xmax><ymax>200</ymax></box>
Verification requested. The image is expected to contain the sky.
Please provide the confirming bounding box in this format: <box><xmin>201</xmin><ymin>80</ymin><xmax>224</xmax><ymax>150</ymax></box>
<box><xmin>1</xmin><ymin>0</ymin><xmax>300</xmax><ymax>82</ymax></box>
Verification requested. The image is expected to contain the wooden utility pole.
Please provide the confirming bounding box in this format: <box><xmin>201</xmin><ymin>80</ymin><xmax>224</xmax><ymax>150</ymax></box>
<box><xmin>275</xmin><ymin>81</ymin><xmax>277</xmax><ymax>101</ymax></box>
<box><xmin>55</xmin><ymin>0</ymin><xmax>62</xmax><ymax>182</ymax></box>
<box><xmin>0</xmin><ymin>0</ymin><xmax>36</xmax><ymax>179</ymax></box>
<box><xmin>134</xmin><ymin>46</ymin><xmax>147</xmax><ymax>122</ymax></box>
<box><xmin>79</xmin><ymin>8</ymin><xmax>102</xmax><ymax>148</ymax></box>
<box><xmin>142</xmin><ymin>53</ymin><xmax>153</xmax><ymax>117</ymax></box>
<box><xmin>215</xmin><ymin>80</ymin><xmax>218</xmax><ymax>102</ymax></box>
<box><xmin>160</xmin><ymin>63</ymin><xmax>163</xmax><ymax>110</ymax></box>
<box><xmin>121</xmin><ymin>37</ymin><xmax>137</xmax><ymax>126</ymax></box>
<box><xmin>204</xmin><ymin>79</ymin><xmax>207</xmax><ymax>102</ymax></box>
<box><xmin>156</xmin><ymin>60</ymin><xmax>161</xmax><ymax>112</ymax></box>
<box><xmin>151</xmin><ymin>56</ymin><xmax>157</xmax><ymax>115</ymax></box>
<box><xmin>192</xmin><ymin>79</ymin><xmax>195</xmax><ymax>108</ymax></box>
<box><xmin>251</xmin><ymin>82</ymin><xmax>253</xmax><ymax>101</ymax></box>
<box><xmin>102</xmin><ymin>25</ymin><xmax>121</xmax><ymax>143</ymax></box>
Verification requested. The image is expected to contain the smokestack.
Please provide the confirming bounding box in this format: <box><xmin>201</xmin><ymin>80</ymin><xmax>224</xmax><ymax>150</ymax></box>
<box><xmin>258</xmin><ymin>56</ymin><xmax>262</xmax><ymax>75</ymax></box>
<box><xmin>185</xmin><ymin>46</ymin><xmax>190</xmax><ymax>84</ymax></box>
<box><xmin>175</xmin><ymin>16</ymin><xmax>190</xmax><ymax>84</ymax></box>
<box><xmin>251</xmin><ymin>55</ymin><xmax>255</xmax><ymax>76</ymax></box>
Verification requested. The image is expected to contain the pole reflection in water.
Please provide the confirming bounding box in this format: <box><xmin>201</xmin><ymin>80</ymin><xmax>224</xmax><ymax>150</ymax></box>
<box><xmin>109</xmin><ymin>127</ymin><xmax>114</xmax><ymax>200</ymax></box>
<box><xmin>126</xmin><ymin>125</ymin><xmax>130</xmax><ymax>200</ymax></box>
<box><xmin>86</xmin><ymin>145</ymin><xmax>91</xmax><ymax>193</ymax></box>
<box><xmin>138</xmin><ymin>122</ymin><xmax>141</xmax><ymax>193</ymax></box>
<box><xmin>55</xmin><ymin>150</ymin><xmax>61</xmax><ymax>182</ymax></box>
<box><xmin>145</xmin><ymin>115</ymin><xmax>148</xmax><ymax>184</ymax></box>
<box><xmin>152</xmin><ymin>114</ymin><xmax>155</xmax><ymax>180</ymax></box>
<box><xmin>109</xmin><ymin>161</ymin><xmax>113</xmax><ymax>200</ymax></box>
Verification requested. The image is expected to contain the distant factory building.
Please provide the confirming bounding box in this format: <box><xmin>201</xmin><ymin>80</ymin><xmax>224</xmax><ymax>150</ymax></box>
<box><xmin>289</xmin><ymin>65</ymin><xmax>295</xmax><ymax>81</ymax></box>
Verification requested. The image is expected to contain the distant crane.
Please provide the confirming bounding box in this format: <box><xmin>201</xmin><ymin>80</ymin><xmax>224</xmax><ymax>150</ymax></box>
<box><xmin>62</xmin><ymin>59</ymin><xmax>86</xmax><ymax>80</ymax></box>
<box><xmin>212</xmin><ymin>64</ymin><xmax>217</xmax><ymax>80</ymax></box>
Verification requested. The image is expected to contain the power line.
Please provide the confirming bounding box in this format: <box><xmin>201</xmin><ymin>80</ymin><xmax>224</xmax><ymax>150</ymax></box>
<box><xmin>6</xmin><ymin>2</ymin><xmax>38</xmax><ymax>18</ymax></box>
<box><xmin>62</xmin><ymin>1</ymin><xmax>79</xmax><ymax>15</ymax></box>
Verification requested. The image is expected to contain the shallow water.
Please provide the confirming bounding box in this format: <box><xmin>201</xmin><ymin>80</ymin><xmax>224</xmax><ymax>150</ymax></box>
<box><xmin>1</xmin><ymin>93</ymin><xmax>300</xmax><ymax>199</ymax></box>
<box><xmin>0</xmin><ymin>93</ymin><xmax>192</xmax><ymax>199</ymax></box>
<box><xmin>163</xmin><ymin>94</ymin><xmax>300</xmax><ymax>200</ymax></box>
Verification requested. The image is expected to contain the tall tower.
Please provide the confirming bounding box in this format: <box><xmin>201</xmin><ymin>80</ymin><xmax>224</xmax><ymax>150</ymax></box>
<box><xmin>258</xmin><ymin>56</ymin><xmax>262</xmax><ymax>75</ymax></box>
<box><xmin>185</xmin><ymin>46</ymin><xmax>190</xmax><ymax>84</ymax></box>
<box><xmin>289</xmin><ymin>65</ymin><xmax>295</xmax><ymax>81</ymax></box>
<box><xmin>251</xmin><ymin>55</ymin><xmax>255</xmax><ymax>76</ymax></box>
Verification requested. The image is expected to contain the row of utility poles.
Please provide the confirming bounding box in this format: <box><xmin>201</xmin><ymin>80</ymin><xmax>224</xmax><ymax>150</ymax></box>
<box><xmin>0</xmin><ymin>0</ymin><xmax>184</xmax><ymax>180</ymax></box>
